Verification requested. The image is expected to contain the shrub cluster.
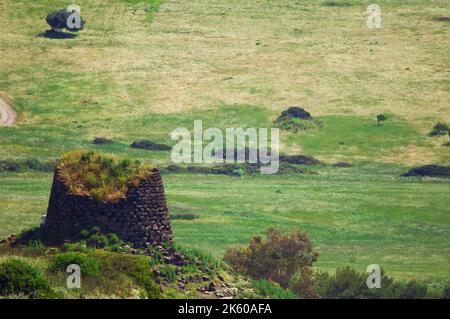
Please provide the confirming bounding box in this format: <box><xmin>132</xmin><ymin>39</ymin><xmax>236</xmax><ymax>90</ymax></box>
<box><xmin>224</xmin><ymin>227</ymin><xmax>319</xmax><ymax>298</ymax></box>
<box><xmin>57</xmin><ymin>150</ymin><xmax>153</xmax><ymax>202</ymax></box>
<box><xmin>49</xmin><ymin>252</ymin><xmax>100</xmax><ymax>277</ymax></box>
<box><xmin>315</xmin><ymin>267</ymin><xmax>437</xmax><ymax>299</ymax></box>
<box><xmin>0</xmin><ymin>259</ymin><xmax>54</xmax><ymax>298</ymax></box>
<box><xmin>94</xmin><ymin>252</ymin><xmax>161</xmax><ymax>299</ymax></box>
<box><xmin>79</xmin><ymin>227</ymin><xmax>123</xmax><ymax>250</ymax></box>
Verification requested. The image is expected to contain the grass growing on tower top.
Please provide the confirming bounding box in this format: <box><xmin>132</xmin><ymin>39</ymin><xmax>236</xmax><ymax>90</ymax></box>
<box><xmin>58</xmin><ymin>150</ymin><xmax>153</xmax><ymax>202</ymax></box>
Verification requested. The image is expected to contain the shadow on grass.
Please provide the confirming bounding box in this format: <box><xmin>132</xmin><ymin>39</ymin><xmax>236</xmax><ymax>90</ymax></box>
<box><xmin>38</xmin><ymin>30</ymin><xmax>78</xmax><ymax>39</ymax></box>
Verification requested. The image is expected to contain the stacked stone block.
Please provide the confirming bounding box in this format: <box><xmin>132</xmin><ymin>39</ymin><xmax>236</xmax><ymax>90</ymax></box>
<box><xmin>42</xmin><ymin>168</ymin><xmax>173</xmax><ymax>248</ymax></box>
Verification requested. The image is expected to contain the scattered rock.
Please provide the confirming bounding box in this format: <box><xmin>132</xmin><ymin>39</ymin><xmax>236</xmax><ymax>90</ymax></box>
<box><xmin>201</xmin><ymin>275</ymin><xmax>210</xmax><ymax>282</ymax></box>
<box><xmin>208</xmin><ymin>282</ymin><xmax>217</xmax><ymax>292</ymax></box>
<box><xmin>131</xmin><ymin>140</ymin><xmax>171</xmax><ymax>151</ymax></box>
<box><xmin>401</xmin><ymin>165</ymin><xmax>450</xmax><ymax>178</ymax></box>
<box><xmin>217</xmin><ymin>274</ymin><xmax>225</xmax><ymax>282</ymax></box>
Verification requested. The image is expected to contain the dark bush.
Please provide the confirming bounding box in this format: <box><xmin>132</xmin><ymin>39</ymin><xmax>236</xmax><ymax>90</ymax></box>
<box><xmin>376</xmin><ymin>114</ymin><xmax>387</xmax><ymax>126</ymax></box>
<box><xmin>131</xmin><ymin>140</ymin><xmax>171</xmax><ymax>151</ymax></box>
<box><xmin>165</xmin><ymin>165</ymin><xmax>187</xmax><ymax>173</ymax></box>
<box><xmin>0</xmin><ymin>258</ymin><xmax>52</xmax><ymax>297</ymax></box>
<box><xmin>391</xmin><ymin>281</ymin><xmax>429</xmax><ymax>299</ymax></box>
<box><xmin>92</xmin><ymin>137</ymin><xmax>113</xmax><ymax>145</ymax></box>
<box><xmin>332</xmin><ymin>162</ymin><xmax>353</xmax><ymax>168</ymax></box>
<box><xmin>224</xmin><ymin>227</ymin><xmax>318</xmax><ymax>293</ymax></box>
<box><xmin>46</xmin><ymin>9</ymin><xmax>85</xmax><ymax>32</ymax></box>
<box><xmin>0</xmin><ymin>160</ymin><xmax>21</xmax><ymax>172</ymax></box>
<box><xmin>280</xmin><ymin>107</ymin><xmax>312</xmax><ymax>120</ymax></box>
<box><xmin>170</xmin><ymin>214</ymin><xmax>198</xmax><ymax>220</ymax></box>
<box><xmin>280</xmin><ymin>155</ymin><xmax>321</xmax><ymax>165</ymax></box>
<box><xmin>315</xmin><ymin>267</ymin><xmax>373</xmax><ymax>299</ymax></box>
<box><xmin>401</xmin><ymin>165</ymin><xmax>450</xmax><ymax>178</ymax></box>
<box><xmin>0</xmin><ymin>158</ymin><xmax>56</xmax><ymax>173</ymax></box>
<box><xmin>435</xmin><ymin>16</ymin><xmax>450</xmax><ymax>22</ymax></box>
<box><xmin>429</xmin><ymin>122</ymin><xmax>449</xmax><ymax>136</ymax></box>
<box><xmin>50</xmin><ymin>252</ymin><xmax>100</xmax><ymax>277</ymax></box>
<box><xmin>274</xmin><ymin>107</ymin><xmax>321</xmax><ymax>132</ymax></box>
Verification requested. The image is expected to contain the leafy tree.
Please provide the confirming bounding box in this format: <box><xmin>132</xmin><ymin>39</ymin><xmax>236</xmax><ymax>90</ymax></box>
<box><xmin>376</xmin><ymin>114</ymin><xmax>387</xmax><ymax>126</ymax></box>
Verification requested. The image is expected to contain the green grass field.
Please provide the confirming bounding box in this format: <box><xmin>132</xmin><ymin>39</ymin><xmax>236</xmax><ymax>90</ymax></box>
<box><xmin>1</xmin><ymin>165</ymin><xmax>449</xmax><ymax>282</ymax></box>
<box><xmin>0</xmin><ymin>0</ymin><xmax>449</xmax><ymax>285</ymax></box>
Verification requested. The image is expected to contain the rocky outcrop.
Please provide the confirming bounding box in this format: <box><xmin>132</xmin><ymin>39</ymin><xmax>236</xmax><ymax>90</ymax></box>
<box><xmin>42</xmin><ymin>168</ymin><xmax>173</xmax><ymax>248</ymax></box>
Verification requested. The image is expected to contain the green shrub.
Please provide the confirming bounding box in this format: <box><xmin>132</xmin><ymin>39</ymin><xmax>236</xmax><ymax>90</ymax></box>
<box><xmin>50</xmin><ymin>252</ymin><xmax>100</xmax><ymax>277</ymax></box>
<box><xmin>159</xmin><ymin>265</ymin><xmax>177</xmax><ymax>283</ymax></box>
<box><xmin>388</xmin><ymin>281</ymin><xmax>429</xmax><ymax>299</ymax></box>
<box><xmin>94</xmin><ymin>252</ymin><xmax>161</xmax><ymax>299</ymax></box>
<box><xmin>274</xmin><ymin>116</ymin><xmax>322</xmax><ymax>132</ymax></box>
<box><xmin>253</xmin><ymin>279</ymin><xmax>298</xmax><ymax>299</ymax></box>
<box><xmin>224</xmin><ymin>227</ymin><xmax>318</xmax><ymax>291</ymax></box>
<box><xmin>175</xmin><ymin>244</ymin><xmax>222</xmax><ymax>272</ymax></box>
<box><xmin>0</xmin><ymin>259</ymin><xmax>52</xmax><ymax>297</ymax></box>
<box><xmin>315</xmin><ymin>267</ymin><xmax>431</xmax><ymax>299</ymax></box>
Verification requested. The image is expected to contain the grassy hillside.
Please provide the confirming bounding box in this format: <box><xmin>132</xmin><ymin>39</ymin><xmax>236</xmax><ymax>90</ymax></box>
<box><xmin>0</xmin><ymin>0</ymin><xmax>449</xmax><ymax>288</ymax></box>
<box><xmin>0</xmin><ymin>0</ymin><xmax>449</xmax><ymax>164</ymax></box>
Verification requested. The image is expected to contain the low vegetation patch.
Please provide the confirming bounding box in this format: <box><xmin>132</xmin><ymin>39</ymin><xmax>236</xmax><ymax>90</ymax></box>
<box><xmin>92</xmin><ymin>137</ymin><xmax>113</xmax><ymax>145</ymax></box>
<box><xmin>57</xmin><ymin>150</ymin><xmax>153</xmax><ymax>202</ymax></box>
<box><xmin>314</xmin><ymin>266</ymin><xmax>440</xmax><ymax>299</ymax></box>
<box><xmin>279</xmin><ymin>155</ymin><xmax>321</xmax><ymax>166</ymax></box>
<box><xmin>401</xmin><ymin>165</ymin><xmax>450</xmax><ymax>178</ymax></box>
<box><xmin>274</xmin><ymin>107</ymin><xmax>322</xmax><ymax>132</ymax></box>
<box><xmin>131</xmin><ymin>140</ymin><xmax>171</xmax><ymax>151</ymax></box>
<box><xmin>0</xmin><ymin>158</ymin><xmax>56</xmax><ymax>173</ymax></box>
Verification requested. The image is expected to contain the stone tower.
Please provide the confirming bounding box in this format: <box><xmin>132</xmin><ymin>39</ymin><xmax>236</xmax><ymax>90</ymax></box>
<box><xmin>42</xmin><ymin>167</ymin><xmax>173</xmax><ymax>248</ymax></box>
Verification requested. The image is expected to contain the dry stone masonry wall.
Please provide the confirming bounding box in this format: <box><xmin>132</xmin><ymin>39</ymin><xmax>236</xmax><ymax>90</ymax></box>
<box><xmin>42</xmin><ymin>168</ymin><xmax>173</xmax><ymax>248</ymax></box>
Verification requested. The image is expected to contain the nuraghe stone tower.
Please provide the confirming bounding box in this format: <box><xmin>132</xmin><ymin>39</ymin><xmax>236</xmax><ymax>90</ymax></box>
<box><xmin>42</xmin><ymin>167</ymin><xmax>173</xmax><ymax>248</ymax></box>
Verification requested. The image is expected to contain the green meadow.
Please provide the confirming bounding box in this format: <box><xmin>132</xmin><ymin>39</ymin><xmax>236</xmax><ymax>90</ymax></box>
<box><xmin>0</xmin><ymin>0</ymin><xmax>449</xmax><ymax>285</ymax></box>
<box><xmin>1</xmin><ymin>165</ymin><xmax>449</xmax><ymax>282</ymax></box>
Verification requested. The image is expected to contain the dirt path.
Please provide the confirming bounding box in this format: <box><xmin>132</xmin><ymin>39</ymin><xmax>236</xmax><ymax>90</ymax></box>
<box><xmin>0</xmin><ymin>97</ymin><xmax>16</xmax><ymax>126</ymax></box>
